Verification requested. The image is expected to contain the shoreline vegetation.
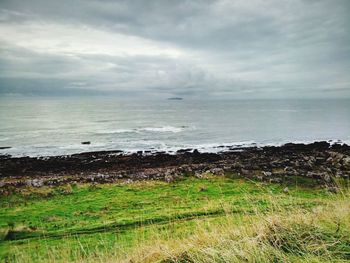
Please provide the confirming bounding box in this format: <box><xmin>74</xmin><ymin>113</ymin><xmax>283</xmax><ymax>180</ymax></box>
<box><xmin>1</xmin><ymin>141</ymin><xmax>350</xmax><ymax>262</ymax></box>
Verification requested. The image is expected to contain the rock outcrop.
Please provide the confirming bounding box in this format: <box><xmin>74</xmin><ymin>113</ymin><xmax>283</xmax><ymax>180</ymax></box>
<box><xmin>1</xmin><ymin>141</ymin><xmax>350</xmax><ymax>193</ymax></box>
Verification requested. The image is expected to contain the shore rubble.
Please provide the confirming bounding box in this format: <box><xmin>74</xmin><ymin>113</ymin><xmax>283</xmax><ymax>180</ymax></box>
<box><xmin>1</xmin><ymin>141</ymin><xmax>350</xmax><ymax>194</ymax></box>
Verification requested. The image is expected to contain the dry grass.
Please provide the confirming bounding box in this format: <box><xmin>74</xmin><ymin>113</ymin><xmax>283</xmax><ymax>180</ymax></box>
<box><xmin>2</xmin><ymin>178</ymin><xmax>349</xmax><ymax>263</ymax></box>
<box><xmin>117</xmin><ymin>193</ymin><xmax>350</xmax><ymax>263</ymax></box>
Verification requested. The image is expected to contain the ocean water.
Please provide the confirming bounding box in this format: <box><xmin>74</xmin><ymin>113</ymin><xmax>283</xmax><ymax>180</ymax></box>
<box><xmin>0</xmin><ymin>97</ymin><xmax>350</xmax><ymax>157</ymax></box>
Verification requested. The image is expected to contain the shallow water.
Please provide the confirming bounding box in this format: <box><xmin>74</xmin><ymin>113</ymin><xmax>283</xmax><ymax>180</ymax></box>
<box><xmin>0</xmin><ymin>97</ymin><xmax>350</xmax><ymax>156</ymax></box>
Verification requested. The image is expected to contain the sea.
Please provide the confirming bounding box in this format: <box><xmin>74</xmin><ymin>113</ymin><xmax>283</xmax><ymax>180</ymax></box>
<box><xmin>0</xmin><ymin>97</ymin><xmax>350</xmax><ymax>157</ymax></box>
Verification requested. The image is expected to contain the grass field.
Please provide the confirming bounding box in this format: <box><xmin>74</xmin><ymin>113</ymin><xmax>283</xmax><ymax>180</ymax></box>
<box><xmin>0</xmin><ymin>173</ymin><xmax>349</xmax><ymax>262</ymax></box>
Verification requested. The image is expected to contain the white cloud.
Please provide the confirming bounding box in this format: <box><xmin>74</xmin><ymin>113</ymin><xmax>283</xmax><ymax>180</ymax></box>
<box><xmin>0</xmin><ymin>22</ymin><xmax>183</xmax><ymax>57</ymax></box>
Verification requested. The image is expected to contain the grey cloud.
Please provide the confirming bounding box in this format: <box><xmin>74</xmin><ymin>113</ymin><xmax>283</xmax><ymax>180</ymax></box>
<box><xmin>0</xmin><ymin>0</ymin><xmax>349</xmax><ymax>98</ymax></box>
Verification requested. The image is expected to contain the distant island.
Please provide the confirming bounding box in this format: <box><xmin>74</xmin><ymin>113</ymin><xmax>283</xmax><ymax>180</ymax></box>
<box><xmin>167</xmin><ymin>97</ymin><xmax>183</xmax><ymax>100</ymax></box>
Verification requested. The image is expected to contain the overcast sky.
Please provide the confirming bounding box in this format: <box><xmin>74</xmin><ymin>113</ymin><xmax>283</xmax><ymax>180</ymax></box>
<box><xmin>0</xmin><ymin>0</ymin><xmax>349</xmax><ymax>99</ymax></box>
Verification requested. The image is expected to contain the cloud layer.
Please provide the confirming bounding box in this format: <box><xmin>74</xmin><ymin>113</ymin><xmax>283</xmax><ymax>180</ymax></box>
<box><xmin>0</xmin><ymin>0</ymin><xmax>349</xmax><ymax>98</ymax></box>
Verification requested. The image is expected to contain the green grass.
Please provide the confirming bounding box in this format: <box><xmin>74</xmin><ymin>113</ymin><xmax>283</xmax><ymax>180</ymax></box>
<box><xmin>0</xmin><ymin>174</ymin><xmax>343</xmax><ymax>262</ymax></box>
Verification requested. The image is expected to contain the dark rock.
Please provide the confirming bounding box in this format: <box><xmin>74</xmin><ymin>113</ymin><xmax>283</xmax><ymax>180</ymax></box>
<box><xmin>81</xmin><ymin>141</ymin><xmax>91</xmax><ymax>145</ymax></box>
<box><xmin>1</xmin><ymin>141</ymin><xmax>349</xmax><ymax>189</ymax></box>
<box><xmin>232</xmin><ymin>162</ymin><xmax>243</xmax><ymax>169</ymax></box>
<box><xmin>284</xmin><ymin>167</ymin><xmax>297</xmax><ymax>175</ymax></box>
<box><xmin>312</xmin><ymin>141</ymin><xmax>331</xmax><ymax>150</ymax></box>
<box><xmin>177</xmin><ymin>148</ymin><xmax>192</xmax><ymax>153</ymax></box>
<box><xmin>241</xmin><ymin>169</ymin><xmax>250</xmax><ymax>175</ymax></box>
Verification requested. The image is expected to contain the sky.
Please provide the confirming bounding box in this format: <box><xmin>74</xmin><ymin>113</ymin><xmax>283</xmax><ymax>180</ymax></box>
<box><xmin>0</xmin><ymin>0</ymin><xmax>349</xmax><ymax>99</ymax></box>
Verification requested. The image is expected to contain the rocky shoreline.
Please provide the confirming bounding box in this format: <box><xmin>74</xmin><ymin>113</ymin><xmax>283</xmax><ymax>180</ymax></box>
<box><xmin>1</xmin><ymin>141</ymin><xmax>350</xmax><ymax>194</ymax></box>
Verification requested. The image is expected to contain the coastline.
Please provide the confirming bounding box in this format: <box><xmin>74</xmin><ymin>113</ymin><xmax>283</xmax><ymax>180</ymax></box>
<box><xmin>1</xmin><ymin>138</ymin><xmax>349</xmax><ymax>158</ymax></box>
<box><xmin>1</xmin><ymin>141</ymin><xmax>350</xmax><ymax>193</ymax></box>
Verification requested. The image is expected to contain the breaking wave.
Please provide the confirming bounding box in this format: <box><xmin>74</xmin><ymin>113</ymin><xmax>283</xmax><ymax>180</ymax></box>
<box><xmin>95</xmin><ymin>126</ymin><xmax>189</xmax><ymax>135</ymax></box>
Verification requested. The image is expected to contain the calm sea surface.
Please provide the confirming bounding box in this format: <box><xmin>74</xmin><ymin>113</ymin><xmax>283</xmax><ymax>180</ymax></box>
<box><xmin>0</xmin><ymin>98</ymin><xmax>350</xmax><ymax>157</ymax></box>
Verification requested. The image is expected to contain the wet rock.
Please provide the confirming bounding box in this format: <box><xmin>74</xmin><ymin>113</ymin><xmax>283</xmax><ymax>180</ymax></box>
<box><xmin>312</xmin><ymin>141</ymin><xmax>331</xmax><ymax>150</ymax></box>
<box><xmin>81</xmin><ymin>141</ymin><xmax>91</xmax><ymax>145</ymax></box>
<box><xmin>177</xmin><ymin>148</ymin><xmax>192</xmax><ymax>154</ymax></box>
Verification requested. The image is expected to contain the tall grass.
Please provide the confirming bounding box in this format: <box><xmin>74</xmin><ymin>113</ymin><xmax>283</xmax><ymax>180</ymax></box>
<box><xmin>2</xmin><ymin>179</ymin><xmax>349</xmax><ymax>263</ymax></box>
<box><xmin>11</xmin><ymin>192</ymin><xmax>348</xmax><ymax>262</ymax></box>
<box><xmin>119</xmin><ymin>192</ymin><xmax>350</xmax><ymax>263</ymax></box>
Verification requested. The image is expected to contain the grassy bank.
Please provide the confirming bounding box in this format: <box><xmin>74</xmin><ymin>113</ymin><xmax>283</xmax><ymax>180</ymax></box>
<box><xmin>0</xmin><ymin>174</ymin><xmax>348</xmax><ymax>262</ymax></box>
